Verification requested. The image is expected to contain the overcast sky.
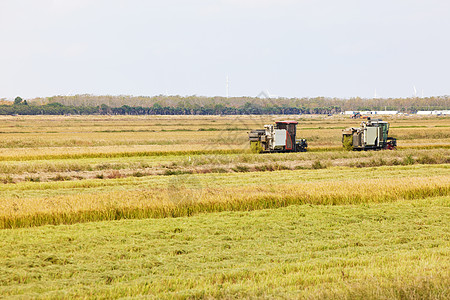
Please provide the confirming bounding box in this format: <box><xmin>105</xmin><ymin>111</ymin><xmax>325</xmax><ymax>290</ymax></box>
<box><xmin>1</xmin><ymin>0</ymin><xmax>449</xmax><ymax>99</ymax></box>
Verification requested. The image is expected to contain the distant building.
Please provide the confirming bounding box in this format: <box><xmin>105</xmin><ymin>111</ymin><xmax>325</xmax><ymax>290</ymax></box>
<box><xmin>417</xmin><ymin>110</ymin><xmax>450</xmax><ymax>115</ymax></box>
<box><xmin>374</xmin><ymin>111</ymin><xmax>398</xmax><ymax>115</ymax></box>
<box><xmin>359</xmin><ymin>111</ymin><xmax>398</xmax><ymax>115</ymax></box>
<box><xmin>417</xmin><ymin>111</ymin><xmax>433</xmax><ymax>115</ymax></box>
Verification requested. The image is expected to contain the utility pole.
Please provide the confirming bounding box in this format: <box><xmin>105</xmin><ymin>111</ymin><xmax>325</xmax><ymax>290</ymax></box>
<box><xmin>226</xmin><ymin>75</ymin><xmax>229</xmax><ymax>98</ymax></box>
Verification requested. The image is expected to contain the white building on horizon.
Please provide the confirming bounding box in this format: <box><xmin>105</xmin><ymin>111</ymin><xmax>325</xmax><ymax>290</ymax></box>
<box><xmin>417</xmin><ymin>110</ymin><xmax>450</xmax><ymax>115</ymax></box>
<box><xmin>359</xmin><ymin>111</ymin><xmax>399</xmax><ymax>115</ymax></box>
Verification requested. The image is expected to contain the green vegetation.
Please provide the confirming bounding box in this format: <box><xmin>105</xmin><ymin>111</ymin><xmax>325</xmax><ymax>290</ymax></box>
<box><xmin>2</xmin><ymin>94</ymin><xmax>449</xmax><ymax>115</ymax></box>
<box><xmin>0</xmin><ymin>197</ymin><xmax>448</xmax><ymax>298</ymax></box>
<box><xmin>13</xmin><ymin>96</ymin><xmax>24</xmax><ymax>105</ymax></box>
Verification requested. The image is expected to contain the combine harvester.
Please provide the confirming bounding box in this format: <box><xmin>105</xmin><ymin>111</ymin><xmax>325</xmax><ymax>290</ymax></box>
<box><xmin>248</xmin><ymin>121</ymin><xmax>307</xmax><ymax>153</ymax></box>
<box><xmin>342</xmin><ymin>118</ymin><xmax>397</xmax><ymax>151</ymax></box>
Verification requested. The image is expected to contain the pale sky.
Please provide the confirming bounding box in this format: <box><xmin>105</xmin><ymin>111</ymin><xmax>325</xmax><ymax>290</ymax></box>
<box><xmin>1</xmin><ymin>0</ymin><xmax>449</xmax><ymax>99</ymax></box>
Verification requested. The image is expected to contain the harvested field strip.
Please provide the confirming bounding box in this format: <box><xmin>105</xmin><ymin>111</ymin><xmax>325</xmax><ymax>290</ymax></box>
<box><xmin>0</xmin><ymin>164</ymin><xmax>446</xmax><ymax>194</ymax></box>
<box><xmin>1</xmin><ymin>170</ymin><xmax>448</xmax><ymax>229</ymax></box>
<box><xmin>0</xmin><ymin>148</ymin><xmax>448</xmax><ymax>181</ymax></box>
<box><xmin>0</xmin><ymin>149</ymin><xmax>245</xmax><ymax>162</ymax></box>
<box><xmin>307</xmin><ymin>144</ymin><xmax>450</xmax><ymax>152</ymax></box>
<box><xmin>0</xmin><ymin>144</ymin><xmax>449</xmax><ymax>162</ymax></box>
<box><xmin>397</xmin><ymin>144</ymin><xmax>450</xmax><ymax>150</ymax></box>
<box><xmin>4</xmin><ymin>125</ymin><xmax>447</xmax><ymax>133</ymax></box>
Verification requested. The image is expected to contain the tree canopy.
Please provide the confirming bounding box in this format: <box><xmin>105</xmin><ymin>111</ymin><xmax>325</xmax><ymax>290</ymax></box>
<box><xmin>0</xmin><ymin>95</ymin><xmax>447</xmax><ymax>115</ymax></box>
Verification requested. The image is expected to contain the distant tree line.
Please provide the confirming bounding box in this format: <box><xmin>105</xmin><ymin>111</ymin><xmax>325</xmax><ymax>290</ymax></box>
<box><xmin>0</xmin><ymin>99</ymin><xmax>98</xmax><ymax>115</ymax></box>
<box><xmin>0</xmin><ymin>95</ymin><xmax>447</xmax><ymax>115</ymax></box>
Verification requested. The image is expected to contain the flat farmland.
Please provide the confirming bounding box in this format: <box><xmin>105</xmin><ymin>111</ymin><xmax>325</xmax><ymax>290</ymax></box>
<box><xmin>0</xmin><ymin>115</ymin><xmax>449</xmax><ymax>298</ymax></box>
<box><xmin>0</xmin><ymin>115</ymin><xmax>448</xmax><ymax>158</ymax></box>
<box><xmin>1</xmin><ymin>197</ymin><xmax>448</xmax><ymax>299</ymax></box>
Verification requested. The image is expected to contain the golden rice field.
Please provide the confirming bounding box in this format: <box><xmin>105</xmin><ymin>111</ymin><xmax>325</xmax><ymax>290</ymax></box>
<box><xmin>0</xmin><ymin>114</ymin><xmax>449</xmax><ymax>298</ymax></box>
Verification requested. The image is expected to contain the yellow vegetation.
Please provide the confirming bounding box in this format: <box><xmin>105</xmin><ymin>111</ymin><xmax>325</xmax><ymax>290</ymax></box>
<box><xmin>1</xmin><ymin>171</ymin><xmax>448</xmax><ymax>228</ymax></box>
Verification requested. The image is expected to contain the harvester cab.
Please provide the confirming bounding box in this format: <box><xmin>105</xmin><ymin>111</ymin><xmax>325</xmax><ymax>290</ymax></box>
<box><xmin>248</xmin><ymin>121</ymin><xmax>307</xmax><ymax>153</ymax></box>
<box><xmin>342</xmin><ymin>118</ymin><xmax>397</xmax><ymax>151</ymax></box>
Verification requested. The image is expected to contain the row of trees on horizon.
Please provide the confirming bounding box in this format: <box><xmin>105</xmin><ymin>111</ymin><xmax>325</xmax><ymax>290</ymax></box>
<box><xmin>0</xmin><ymin>95</ymin><xmax>447</xmax><ymax>115</ymax></box>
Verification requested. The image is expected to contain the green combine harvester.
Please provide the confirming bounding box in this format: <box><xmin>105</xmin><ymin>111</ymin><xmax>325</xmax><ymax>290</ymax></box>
<box><xmin>342</xmin><ymin>118</ymin><xmax>397</xmax><ymax>151</ymax></box>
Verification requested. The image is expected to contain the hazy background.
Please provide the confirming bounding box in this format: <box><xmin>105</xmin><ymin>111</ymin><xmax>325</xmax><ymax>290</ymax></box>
<box><xmin>1</xmin><ymin>0</ymin><xmax>449</xmax><ymax>99</ymax></box>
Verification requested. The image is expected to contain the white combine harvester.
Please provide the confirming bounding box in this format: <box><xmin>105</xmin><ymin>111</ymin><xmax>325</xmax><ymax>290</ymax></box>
<box><xmin>248</xmin><ymin>121</ymin><xmax>307</xmax><ymax>153</ymax></box>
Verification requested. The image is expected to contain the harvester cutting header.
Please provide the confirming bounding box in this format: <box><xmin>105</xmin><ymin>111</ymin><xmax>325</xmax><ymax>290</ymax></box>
<box><xmin>248</xmin><ymin>121</ymin><xmax>307</xmax><ymax>153</ymax></box>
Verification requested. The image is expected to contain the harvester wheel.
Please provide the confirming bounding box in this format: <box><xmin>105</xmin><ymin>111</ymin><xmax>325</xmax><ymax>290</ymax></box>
<box><xmin>386</xmin><ymin>138</ymin><xmax>397</xmax><ymax>150</ymax></box>
<box><xmin>386</xmin><ymin>143</ymin><xmax>396</xmax><ymax>150</ymax></box>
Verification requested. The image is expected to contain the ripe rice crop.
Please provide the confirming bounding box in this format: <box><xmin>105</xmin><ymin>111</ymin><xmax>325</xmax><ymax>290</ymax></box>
<box><xmin>0</xmin><ymin>116</ymin><xmax>448</xmax><ymax>159</ymax></box>
<box><xmin>0</xmin><ymin>115</ymin><xmax>448</xmax><ymax>298</ymax></box>
<box><xmin>0</xmin><ymin>196</ymin><xmax>448</xmax><ymax>298</ymax></box>
<box><xmin>0</xmin><ymin>166</ymin><xmax>448</xmax><ymax>229</ymax></box>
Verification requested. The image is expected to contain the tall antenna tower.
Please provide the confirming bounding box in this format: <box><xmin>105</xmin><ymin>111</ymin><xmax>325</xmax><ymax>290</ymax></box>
<box><xmin>413</xmin><ymin>86</ymin><xmax>417</xmax><ymax>97</ymax></box>
<box><xmin>226</xmin><ymin>76</ymin><xmax>229</xmax><ymax>98</ymax></box>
